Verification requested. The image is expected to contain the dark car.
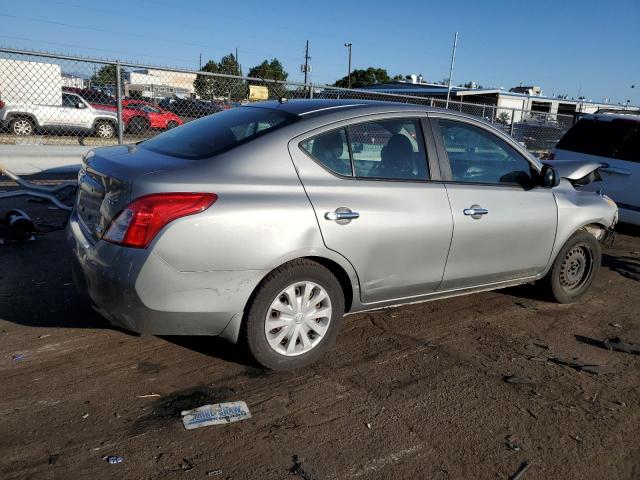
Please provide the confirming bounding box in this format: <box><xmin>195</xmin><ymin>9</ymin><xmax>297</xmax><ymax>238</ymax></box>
<box><xmin>158</xmin><ymin>97</ymin><xmax>222</xmax><ymax>119</ymax></box>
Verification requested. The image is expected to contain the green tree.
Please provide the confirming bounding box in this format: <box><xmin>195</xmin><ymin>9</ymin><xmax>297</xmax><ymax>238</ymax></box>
<box><xmin>89</xmin><ymin>64</ymin><xmax>117</xmax><ymax>88</ymax></box>
<box><xmin>333</xmin><ymin>67</ymin><xmax>391</xmax><ymax>88</ymax></box>
<box><xmin>194</xmin><ymin>60</ymin><xmax>220</xmax><ymax>100</ymax></box>
<box><xmin>218</xmin><ymin>53</ymin><xmax>246</xmax><ymax>100</ymax></box>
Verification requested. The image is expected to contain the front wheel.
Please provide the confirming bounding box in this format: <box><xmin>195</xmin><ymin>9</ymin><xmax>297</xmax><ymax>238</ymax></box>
<box><xmin>540</xmin><ymin>231</ymin><xmax>601</xmax><ymax>303</ymax></box>
<box><xmin>166</xmin><ymin>120</ymin><xmax>179</xmax><ymax>130</ymax></box>
<box><xmin>94</xmin><ymin>121</ymin><xmax>115</xmax><ymax>139</ymax></box>
<box><xmin>243</xmin><ymin>259</ymin><xmax>345</xmax><ymax>370</ymax></box>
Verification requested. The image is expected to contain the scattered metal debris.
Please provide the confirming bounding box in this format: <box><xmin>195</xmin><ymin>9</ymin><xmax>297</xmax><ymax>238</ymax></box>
<box><xmin>604</xmin><ymin>337</ymin><xmax>640</xmax><ymax>355</ymax></box>
<box><xmin>548</xmin><ymin>357</ymin><xmax>601</xmax><ymax>375</ymax></box>
<box><xmin>178</xmin><ymin>457</ymin><xmax>195</xmax><ymax>472</ymax></box>
<box><xmin>569</xmin><ymin>434</ymin><xmax>582</xmax><ymax>443</ymax></box>
<box><xmin>575</xmin><ymin>335</ymin><xmax>640</xmax><ymax>355</ymax></box>
<box><xmin>509</xmin><ymin>460</ymin><xmax>530</xmax><ymax>480</ymax></box>
<box><xmin>11</xmin><ymin>353</ymin><xmax>25</xmax><ymax>362</ymax></box>
<box><xmin>48</xmin><ymin>454</ymin><xmax>60</xmax><ymax>465</ymax></box>
<box><xmin>366</xmin><ymin>422</ymin><xmax>372</xmax><ymax>430</ymax></box>
<box><xmin>609</xmin><ymin>323</ymin><xmax>622</xmax><ymax>329</ymax></box>
<box><xmin>505</xmin><ymin>435</ymin><xmax>522</xmax><ymax>452</ymax></box>
<box><xmin>503</xmin><ymin>375</ymin><xmax>536</xmax><ymax>384</ymax></box>
<box><xmin>0</xmin><ymin>163</ymin><xmax>76</xmax><ymax>211</ymax></box>
<box><xmin>181</xmin><ymin>401</ymin><xmax>251</xmax><ymax>430</ymax></box>
<box><xmin>136</xmin><ymin>394</ymin><xmax>161</xmax><ymax>399</ymax></box>
<box><xmin>103</xmin><ymin>455</ymin><xmax>124</xmax><ymax>465</ymax></box>
<box><xmin>290</xmin><ymin>455</ymin><xmax>316</xmax><ymax>480</ymax></box>
<box><xmin>81</xmin><ymin>413</ymin><xmax>89</xmax><ymax>419</ymax></box>
<box><xmin>1</xmin><ymin>209</ymin><xmax>37</xmax><ymax>243</ymax></box>
<box><xmin>207</xmin><ymin>469</ymin><xmax>223</xmax><ymax>476</ymax></box>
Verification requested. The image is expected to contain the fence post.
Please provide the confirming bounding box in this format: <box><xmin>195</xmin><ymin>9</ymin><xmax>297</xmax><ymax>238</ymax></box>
<box><xmin>509</xmin><ymin>108</ymin><xmax>516</xmax><ymax>136</ymax></box>
<box><xmin>115</xmin><ymin>61</ymin><xmax>123</xmax><ymax>145</ymax></box>
<box><xmin>309</xmin><ymin>83</ymin><xmax>314</xmax><ymax>99</ymax></box>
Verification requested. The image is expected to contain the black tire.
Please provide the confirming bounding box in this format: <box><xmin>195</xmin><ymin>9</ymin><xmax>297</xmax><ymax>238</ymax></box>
<box><xmin>128</xmin><ymin>116</ymin><xmax>150</xmax><ymax>134</ymax></box>
<box><xmin>94</xmin><ymin>121</ymin><xmax>115</xmax><ymax>139</ymax></box>
<box><xmin>166</xmin><ymin>120</ymin><xmax>179</xmax><ymax>130</ymax></box>
<box><xmin>540</xmin><ymin>230</ymin><xmax>601</xmax><ymax>304</ymax></box>
<box><xmin>243</xmin><ymin>259</ymin><xmax>345</xmax><ymax>370</ymax></box>
<box><xmin>10</xmin><ymin>117</ymin><xmax>35</xmax><ymax>136</ymax></box>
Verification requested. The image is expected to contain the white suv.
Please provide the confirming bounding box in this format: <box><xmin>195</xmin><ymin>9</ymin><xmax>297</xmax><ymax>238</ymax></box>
<box><xmin>0</xmin><ymin>92</ymin><xmax>117</xmax><ymax>138</ymax></box>
<box><xmin>552</xmin><ymin>111</ymin><xmax>639</xmax><ymax>225</ymax></box>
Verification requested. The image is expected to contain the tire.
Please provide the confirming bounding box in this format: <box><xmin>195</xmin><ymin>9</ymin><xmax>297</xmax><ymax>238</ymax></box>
<box><xmin>243</xmin><ymin>259</ymin><xmax>345</xmax><ymax>370</ymax></box>
<box><xmin>128</xmin><ymin>116</ymin><xmax>150</xmax><ymax>135</ymax></box>
<box><xmin>94</xmin><ymin>121</ymin><xmax>115</xmax><ymax>139</ymax></box>
<box><xmin>10</xmin><ymin>117</ymin><xmax>35</xmax><ymax>136</ymax></box>
<box><xmin>166</xmin><ymin>120</ymin><xmax>179</xmax><ymax>130</ymax></box>
<box><xmin>540</xmin><ymin>230</ymin><xmax>601</xmax><ymax>304</ymax></box>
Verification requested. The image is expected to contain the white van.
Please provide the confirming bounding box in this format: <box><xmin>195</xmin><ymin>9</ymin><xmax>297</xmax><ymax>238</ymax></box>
<box><xmin>552</xmin><ymin>111</ymin><xmax>640</xmax><ymax>225</ymax></box>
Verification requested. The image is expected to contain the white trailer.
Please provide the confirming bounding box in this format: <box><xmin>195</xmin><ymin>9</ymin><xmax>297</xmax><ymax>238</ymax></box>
<box><xmin>0</xmin><ymin>58</ymin><xmax>62</xmax><ymax>105</ymax></box>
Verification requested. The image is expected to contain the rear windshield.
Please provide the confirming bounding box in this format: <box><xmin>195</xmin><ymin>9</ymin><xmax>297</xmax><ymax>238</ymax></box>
<box><xmin>556</xmin><ymin>117</ymin><xmax>640</xmax><ymax>162</ymax></box>
<box><xmin>140</xmin><ymin>107</ymin><xmax>297</xmax><ymax>159</ymax></box>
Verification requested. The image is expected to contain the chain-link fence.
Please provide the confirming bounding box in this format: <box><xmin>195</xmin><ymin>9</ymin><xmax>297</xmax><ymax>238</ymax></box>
<box><xmin>0</xmin><ymin>47</ymin><xmax>574</xmax><ymax>154</ymax></box>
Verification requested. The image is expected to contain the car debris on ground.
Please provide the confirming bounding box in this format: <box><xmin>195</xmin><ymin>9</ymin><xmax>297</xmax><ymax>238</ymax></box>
<box><xmin>181</xmin><ymin>401</ymin><xmax>252</xmax><ymax>430</ymax></box>
<box><xmin>103</xmin><ymin>455</ymin><xmax>124</xmax><ymax>465</ymax></box>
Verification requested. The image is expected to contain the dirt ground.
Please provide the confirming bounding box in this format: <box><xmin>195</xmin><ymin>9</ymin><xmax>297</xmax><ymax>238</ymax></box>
<box><xmin>1</xmin><ymin>179</ymin><xmax>639</xmax><ymax>480</ymax></box>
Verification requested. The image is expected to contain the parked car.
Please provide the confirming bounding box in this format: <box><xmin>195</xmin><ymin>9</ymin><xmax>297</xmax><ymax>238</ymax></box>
<box><xmin>551</xmin><ymin>111</ymin><xmax>639</xmax><ymax>225</ymax></box>
<box><xmin>68</xmin><ymin>100</ymin><xmax>618</xmax><ymax>370</ymax></box>
<box><xmin>158</xmin><ymin>97</ymin><xmax>222</xmax><ymax>118</ymax></box>
<box><xmin>63</xmin><ymin>88</ymin><xmax>151</xmax><ymax>134</ymax></box>
<box><xmin>0</xmin><ymin>92</ymin><xmax>117</xmax><ymax>138</ymax></box>
<box><xmin>122</xmin><ymin>99</ymin><xmax>183</xmax><ymax>130</ymax></box>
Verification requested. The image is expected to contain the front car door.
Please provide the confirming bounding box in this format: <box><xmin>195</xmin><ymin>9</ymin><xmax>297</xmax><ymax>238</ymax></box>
<box><xmin>430</xmin><ymin>115</ymin><xmax>558</xmax><ymax>290</ymax></box>
<box><xmin>289</xmin><ymin>114</ymin><xmax>453</xmax><ymax>305</ymax></box>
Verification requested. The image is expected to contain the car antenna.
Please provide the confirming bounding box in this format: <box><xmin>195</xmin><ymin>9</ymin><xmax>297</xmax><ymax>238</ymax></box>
<box><xmin>257</xmin><ymin>75</ymin><xmax>287</xmax><ymax>104</ymax></box>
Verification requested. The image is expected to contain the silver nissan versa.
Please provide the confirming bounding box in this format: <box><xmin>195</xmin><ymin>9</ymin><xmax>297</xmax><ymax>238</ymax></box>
<box><xmin>68</xmin><ymin>100</ymin><xmax>618</xmax><ymax>370</ymax></box>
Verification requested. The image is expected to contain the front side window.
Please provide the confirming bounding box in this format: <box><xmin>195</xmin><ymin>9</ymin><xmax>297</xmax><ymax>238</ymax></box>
<box><xmin>300</xmin><ymin>118</ymin><xmax>429</xmax><ymax>180</ymax></box>
<box><xmin>437</xmin><ymin>119</ymin><xmax>534</xmax><ymax>187</ymax></box>
<box><xmin>62</xmin><ymin>93</ymin><xmax>78</xmax><ymax>108</ymax></box>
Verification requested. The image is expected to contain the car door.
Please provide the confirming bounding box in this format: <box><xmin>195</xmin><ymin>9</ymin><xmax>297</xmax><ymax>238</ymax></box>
<box><xmin>430</xmin><ymin>115</ymin><xmax>558</xmax><ymax>290</ymax></box>
<box><xmin>289</xmin><ymin>114</ymin><xmax>453</xmax><ymax>304</ymax></box>
<box><xmin>59</xmin><ymin>93</ymin><xmax>93</xmax><ymax>130</ymax></box>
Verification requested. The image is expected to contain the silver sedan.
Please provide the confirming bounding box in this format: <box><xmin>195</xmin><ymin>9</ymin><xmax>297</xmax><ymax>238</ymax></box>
<box><xmin>68</xmin><ymin>100</ymin><xmax>618</xmax><ymax>370</ymax></box>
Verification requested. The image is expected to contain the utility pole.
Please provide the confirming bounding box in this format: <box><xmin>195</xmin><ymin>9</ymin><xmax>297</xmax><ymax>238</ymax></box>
<box><xmin>303</xmin><ymin>40</ymin><xmax>311</xmax><ymax>85</ymax></box>
<box><xmin>344</xmin><ymin>43</ymin><xmax>352</xmax><ymax>89</ymax></box>
<box><xmin>445</xmin><ymin>32</ymin><xmax>458</xmax><ymax>109</ymax></box>
<box><xmin>199</xmin><ymin>53</ymin><xmax>202</xmax><ymax>70</ymax></box>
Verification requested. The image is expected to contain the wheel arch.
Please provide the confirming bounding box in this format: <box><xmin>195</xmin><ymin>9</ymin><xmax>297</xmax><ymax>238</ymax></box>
<box><xmin>7</xmin><ymin>112</ymin><xmax>39</xmax><ymax>128</ymax></box>
<box><xmin>218</xmin><ymin>253</ymin><xmax>360</xmax><ymax>344</ymax></box>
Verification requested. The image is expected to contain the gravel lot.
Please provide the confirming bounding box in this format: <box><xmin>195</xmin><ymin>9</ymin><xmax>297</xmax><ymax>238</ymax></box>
<box><xmin>1</xmin><ymin>180</ymin><xmax>639</xmax><ymax>479</ymax></box>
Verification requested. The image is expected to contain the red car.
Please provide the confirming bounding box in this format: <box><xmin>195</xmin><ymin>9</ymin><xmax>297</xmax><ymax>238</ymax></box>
<box><xmin>122</xmin><ymin>99</ymin><xmax>183</xmax><ymax>130</ymax></box>
<box><xmin>62</xmin><ymin>88</ymin><xmax>151</xmax><ymax>134</ymax></box>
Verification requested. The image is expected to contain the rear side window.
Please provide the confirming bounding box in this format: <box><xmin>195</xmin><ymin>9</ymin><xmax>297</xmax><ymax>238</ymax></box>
<box><xmin>557</xmin><ymin>117</ymin><xmax>640</xmax><ymax>162</ymax></box>
<box><xmin>140</xmin><ymin>107</ymin><xmax>297</xmax><ymax>159</ymax></box>
<box><xmin>300</xmin><ymin>118</ymin><xmax>429</xmax><ymax>180</ymax></box>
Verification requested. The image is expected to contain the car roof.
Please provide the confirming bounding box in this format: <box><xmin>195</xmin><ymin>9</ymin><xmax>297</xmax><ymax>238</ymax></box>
<box><xmin>582</xmin><ymin>111</ymin><xmax>640</xmax><ymax>123</ymax></box>
<box><xmin>249</xmin><ymin>99</ymin><xmax>433</xmax><ymax>118</ymax></box>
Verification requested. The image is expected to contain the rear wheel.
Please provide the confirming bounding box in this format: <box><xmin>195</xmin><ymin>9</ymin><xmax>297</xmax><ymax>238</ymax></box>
<box><xmin>540</xmin><ymin>231</ymin><xmax>601</xmax><ymax>303</ymax></box>
<box><xmin>128</xmin><ymin>116</ymin><xmax>150</xmax><ymax>135</ymax></box>
<box><xmin>10</xmin><ymin>117</ymin><xmax>35</xmax><ymax>136</ymax></box>
<box><xmin>243</xmin><ymin>259</ymin><xmax>345</xmax><ymax>370</ymax></box>
<box><xmin>94</xmin><ymin>121</ymin><xmax>115</xmax><ymax>139</ymax></box>
<box><xmin>166</xmin><ymin>120</ymin><xmax>179</xmax><ymax>130</ymax></box>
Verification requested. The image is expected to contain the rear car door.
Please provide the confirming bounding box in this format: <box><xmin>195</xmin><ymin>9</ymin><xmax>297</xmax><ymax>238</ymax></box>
<box><xmin>430</xmin><ymin>115</ymin><xmax>558</xmax><ymax>290</ymax></box>
<box><xmin>289</xmin><ymin>114</ymin><xmax>453</xmax><ymax>304</ymax></box>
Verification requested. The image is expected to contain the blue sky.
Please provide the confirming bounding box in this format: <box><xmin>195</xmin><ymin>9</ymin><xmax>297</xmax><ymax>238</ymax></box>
<box><xmin>0</xmin><ymin>0</ymin><xmax>638</xmax><ymax>104</ymax></box>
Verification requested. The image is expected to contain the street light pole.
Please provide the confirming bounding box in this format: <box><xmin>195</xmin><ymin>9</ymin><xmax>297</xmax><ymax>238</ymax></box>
<box><xmin>445</xmin><ymin>32</ymin><xmax>458</xmax><ymax>109</ymax></box>
<box><xmin>344</xmin><ymin>43</ymin><xmax>352</xmax><ymax>89</ymax></box>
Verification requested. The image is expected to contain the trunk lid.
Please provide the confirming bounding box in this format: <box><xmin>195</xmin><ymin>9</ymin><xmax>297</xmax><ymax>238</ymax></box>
<box><xmin>76</xmin><ymin>144</ymin><xmax>194</xmax><ymax>241</ymax></box>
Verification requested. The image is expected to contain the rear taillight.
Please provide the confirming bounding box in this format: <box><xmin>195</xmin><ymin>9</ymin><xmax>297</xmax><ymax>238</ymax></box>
<box><xmin>103</xmin><ymin>192</ymin><xmax>217</xmax><ymax>248</ymax></box>
<box><xmin>0</xmin><ymin>100</ymin><xmax>5</xmax><ymax>109</ymax></box>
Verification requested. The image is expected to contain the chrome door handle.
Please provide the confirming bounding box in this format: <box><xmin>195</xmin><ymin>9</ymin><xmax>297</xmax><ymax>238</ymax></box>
<box><xmin>463</xmin><ymin>206</ymin><xmax>488</xmax><ymax>217</ymax></box>
<box><xmin>325</xmin><ymin>208</ymin><xmax>360</xmax><ymax>222</ymax></box>
<box><xmin>600</xmin><ymin>167</ymin><xmax>631</xmax><ymax>176</ymax></box>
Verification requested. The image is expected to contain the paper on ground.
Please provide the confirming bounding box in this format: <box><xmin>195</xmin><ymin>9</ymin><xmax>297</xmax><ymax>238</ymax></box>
<box><xmin>181</xmin><ymin>401</ymin><xmax>252</xmax><ymax>430</ymax></box>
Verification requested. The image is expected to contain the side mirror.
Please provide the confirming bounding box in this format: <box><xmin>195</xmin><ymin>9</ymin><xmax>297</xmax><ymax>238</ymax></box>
<box><xmin>77</xmin><ymin>102</ymin><xmax>86</xmax><ymax>109</ymax></box>
<box><xmin>540</xmin><ymin>165</ymin><xmax>559</xmax><ymax>188</ymax></box>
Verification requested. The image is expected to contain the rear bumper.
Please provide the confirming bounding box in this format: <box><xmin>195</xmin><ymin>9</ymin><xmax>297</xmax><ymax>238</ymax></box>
<box><xmin>67</xmin><ymin>211</ymin><xmax>263</xmax><ymax>338</ymax></box>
